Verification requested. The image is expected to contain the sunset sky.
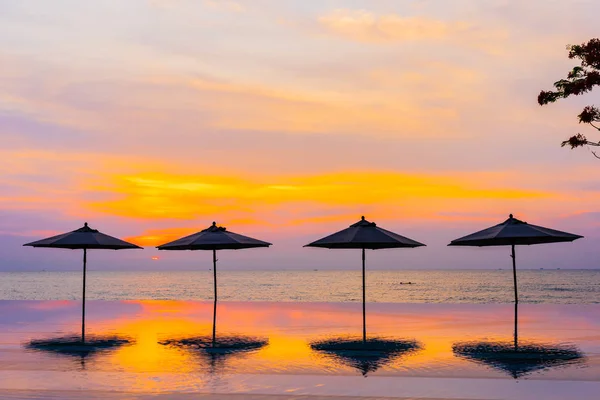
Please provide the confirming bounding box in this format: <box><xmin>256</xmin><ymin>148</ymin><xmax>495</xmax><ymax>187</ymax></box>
<box><xmin>2</xmin><ymin>0</ymin><xmax>599</xmax><ymax>271</ymax></box>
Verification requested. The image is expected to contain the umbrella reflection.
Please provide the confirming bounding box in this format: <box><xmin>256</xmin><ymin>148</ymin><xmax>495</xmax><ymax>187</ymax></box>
<box><xmin>160</xmin><ymin>335</ymin><xmax>268</xmax><ymax>374</ymax></box>
<box><xmin>25</xmin><ymin>335</ymin><xmax>132</xmax><ymax>369</ymax></box>
<box><xmin>310</xmin><ymin>337</ymin><xmax>421</xmax><ymax>376</ymax></box>
<box><xmin>453</xmin><ymin>304</ymin><xmax>585</xmax><ymax>379</ymax></box>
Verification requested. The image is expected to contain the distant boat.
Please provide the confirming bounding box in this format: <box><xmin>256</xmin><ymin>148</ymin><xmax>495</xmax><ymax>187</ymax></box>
<box><xmin>314</xmin><ymin>269</ymin><xmax>318</xmax><ymax>271</ymax></box>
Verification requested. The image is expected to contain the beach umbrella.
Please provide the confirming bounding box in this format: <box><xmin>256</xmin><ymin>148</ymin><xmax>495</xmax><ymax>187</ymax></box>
<box><xmin>448</xmin><ymin>214</ymin><xmax>582</xmax><ymax>304</ymax></box>
<box><xmin>304</xmin><ymin>216</ymin><xmax>425</xmax><ymax>344</ymax></box>
<box><xmin>156</xmin><ymin>222</ymin><xmax>271</xmax><ymax>346</ymax></box>
<box><xmin>23</xmin><ymin>222</ymin><xmax>142</xmax><ymax>342</ymax></box>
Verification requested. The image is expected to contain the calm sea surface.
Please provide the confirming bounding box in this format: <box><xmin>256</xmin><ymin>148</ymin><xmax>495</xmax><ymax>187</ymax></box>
<box><xmin>1</xmin><ymin>269</ymin><xmax>599</xmax><ymax>303</ymax></box>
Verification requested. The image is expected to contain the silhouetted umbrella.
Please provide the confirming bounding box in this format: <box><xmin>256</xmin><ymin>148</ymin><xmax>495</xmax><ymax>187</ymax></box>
<box><xmin>448</xmin><ymin>214</ymin><xmax>582</xmax><ymax>304</ymax></box>
<box><xmin>453</xmin><ymin>304</ymin><xmax>584</xmax><ymax>379</ymax></box>
<box><xmin>310</xmin><ymin>337</ymin><xmax>421</xmax><ymax>376</ymax></box>
<box><xmin>157</xmin><ymin>222</ymin><xmax>271</xmax><ymax>346</ymax></box>
<box><xmin>305</xmin><ymin>216</ymin><xmax>425</xmax><ymax>343</ymax></box>
<box><xmin>23</xmin><ymin>223</ymin><xmax>141</xmax><ymax>342</ymax></box>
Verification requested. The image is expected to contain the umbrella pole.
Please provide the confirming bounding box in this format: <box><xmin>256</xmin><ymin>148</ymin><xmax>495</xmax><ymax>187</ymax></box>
<box><xmin>82</xmin><ymin>248</ymin><xmax>87</xmax><ymax>343</ymax></box>
<box><xmin>511</xmin><ymin>244</ymin><xmax>518</xmax><ymax>304</ymax></box>
<box><xmin>514</xmin><ymin>302</ymin><xmax>519</xmax><ymax>352</ymax></box>
<box><xmin>212</xmin><ymin>249</ymin><xmax>217</xmax><ymax>348</ymax></box>
<box><xmin>362</xmin><ymin>248</ymin><xmax>366</xmax><ymax>345</ymax></box>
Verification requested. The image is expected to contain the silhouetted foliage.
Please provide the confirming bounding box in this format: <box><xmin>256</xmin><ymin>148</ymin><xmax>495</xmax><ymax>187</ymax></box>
<box><xmin>539</xmin><ymin>38</ymin><xmax>600</xmax><ymax>157</ymax></box>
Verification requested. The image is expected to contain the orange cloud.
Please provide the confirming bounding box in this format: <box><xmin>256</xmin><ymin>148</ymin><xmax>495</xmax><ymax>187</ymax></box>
<box><xmin>317</xmin><ymin>9</ymin><xmax>508</xmax><ymax>54</ymax></box>
<box><xmin>0</xmin><ymin>149</ymin><xmax>166</xmax><ymax>219</ymax></box>
<box><xmin>84</xmin><ymin>170</ymin><xmax>550</xmax><ymax>234</ymax></box>
<box><xmin>182</xmin><ymin>75</ymin><xmax>457</xmax><ymax>137</ymax></box>
<box><xmin>0</xmin><ymin>53</ymin><xmax>469</xmax><ymax>142</ymax></box>
<box><xmin>319</xmin><ymin>9</ymin><xmax>469</xmax><ymax>42</ymax></box>
<box><xmin>3</xmin><ymin>146</ymin><xmax>592</xmax><ymax>244</ymax></box>
<box><xmin>125</xmin><ymin>227</ymin><xmax>197</xmax><ymax>247</ymax></box>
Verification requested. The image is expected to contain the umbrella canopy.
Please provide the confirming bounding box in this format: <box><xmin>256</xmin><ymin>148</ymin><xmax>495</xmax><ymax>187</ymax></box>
<box><xmin>448</xmin><ymin>214</ymin><xmax>582</xmax><ymax>247</ymax></box>
<box><xmin>24</xmin><ymin>223</ymin><xmax>141</xmax><ymax>249</ymax></box>
<box><xmin>157</xmin><ymin>222</ymin><xmax>271</xmax><ymax>346</ymax></box>
<box><xmin>156</xmin><ymin>222</ymin><xmax>271</xmax><ymax>251</ymax></box>
<box><xmin>305</xmin><ymin>216</ymin><xmax>425</xmax><ymax>344</ymax></box>
<box><xmin>306</xmin><ymin>216</ymin><xmax>425</xmax><ymax>250</ymax></box>
<box><xmin>23</xmin><ymin>223</ymin><xmax>141</xmax><ymax>342</ymax></box>
<box><xmin>448</xmin><ymin>214</ymin><xmax>582</xmax><ymax>304</ymax></box>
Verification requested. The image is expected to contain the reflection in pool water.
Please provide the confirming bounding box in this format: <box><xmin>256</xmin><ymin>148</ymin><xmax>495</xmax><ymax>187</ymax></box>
<box><xmin>25</xmin><ymin>334</ymin><xmax>132</xmax><ymax>370</ymax></box>
<box><xmin>310</xmin><ymin>337</ymin><xmax>421</xmax><ymax>376</ymax></box>
<box><xmin>26</xmin><ymin>335</ymin><xmax>131</xmax><ymax>357</ymax></box>
<box><xmin>452</xmin><ymin>303</ymin><xmax>585</xmax><ymax>379</ymax></box>
<box><xmin>161</xmin><ymin>335</ymin><xmax>268</xmax><ymax>353</ymax></box>
<box><xmin>160</xmin><ymin>335</ymin><xmax>268</xmax><ymax>377</ymax></box>
<box><xmin>1</xmin><ymin>301</ymin><xmax>597</xmax><ymax>383</ymax></box>
<box><xmin>453</xmin><ymin>340</ymin><xmax>584</xmax><ymax>379</ymax></box>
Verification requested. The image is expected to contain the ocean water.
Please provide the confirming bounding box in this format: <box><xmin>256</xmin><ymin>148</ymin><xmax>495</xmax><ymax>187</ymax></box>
<box><xmin>1</xmin><ymin>269</ymin><xmax>599</xmax><ymax>303</ymax></box>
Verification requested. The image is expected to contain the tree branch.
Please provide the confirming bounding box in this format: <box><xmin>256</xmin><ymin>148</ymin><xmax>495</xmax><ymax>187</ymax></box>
<box><xmin>540</xmin><ymin>38</ymin><xmax>600</xmax><ymax>158</ymax></box>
